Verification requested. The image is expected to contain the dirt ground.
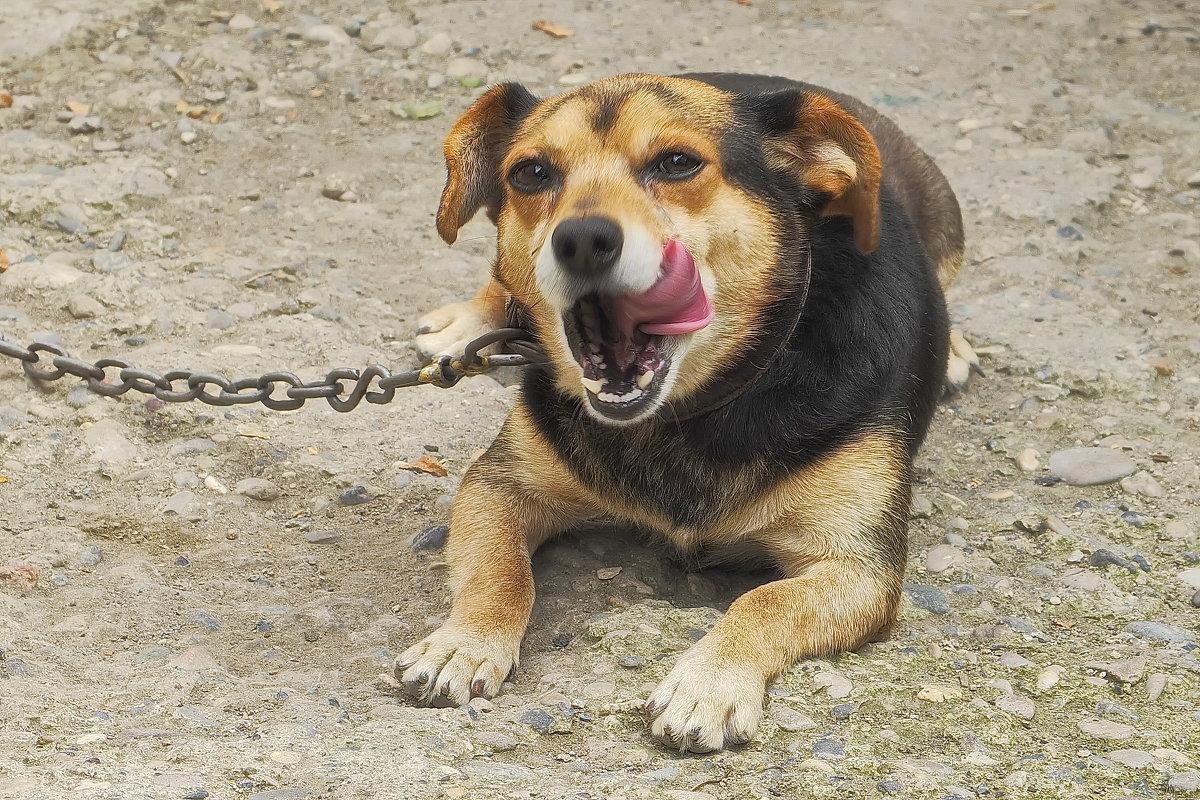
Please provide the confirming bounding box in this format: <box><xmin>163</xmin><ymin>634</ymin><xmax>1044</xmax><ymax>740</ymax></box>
<box><xmin>1</xmin><ymin>0</ymin><xmax>1199</xmax><ymax>798</ymax></box>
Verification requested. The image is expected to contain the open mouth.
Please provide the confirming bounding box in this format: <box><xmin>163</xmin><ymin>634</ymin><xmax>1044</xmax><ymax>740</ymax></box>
<box><xmin>565</xmin><ymin>296</ymin><xmax>670</xmax><ymax>421</ymax></box>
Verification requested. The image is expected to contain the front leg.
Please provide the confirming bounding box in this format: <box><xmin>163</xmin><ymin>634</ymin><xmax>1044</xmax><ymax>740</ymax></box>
<box><xmin>647</xmin><ymin>430</ymin><xmax>909</xmax><ymax>752</ymax></box>
<box><xmin>397</xmin><ymin>411</ymin><xmax>590</xmax><ymax>706</ymax></box>
<box><xmin>646</xmin><ymin>559</ymin><xmax>901</xmax><ymax>752</ymax></box>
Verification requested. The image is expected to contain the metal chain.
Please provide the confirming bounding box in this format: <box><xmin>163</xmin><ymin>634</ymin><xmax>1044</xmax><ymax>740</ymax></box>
<box><xmin>0</xmin><ymin>327</ymin><xmax>544</xmax><ymax>413</ymax></box>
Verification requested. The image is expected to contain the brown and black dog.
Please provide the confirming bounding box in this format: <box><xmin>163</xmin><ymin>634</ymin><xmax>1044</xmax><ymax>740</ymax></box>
<box><xmin>397</xmin><ymin>73</ymin><xmax>978</xmax><ymax>753</ymax></box>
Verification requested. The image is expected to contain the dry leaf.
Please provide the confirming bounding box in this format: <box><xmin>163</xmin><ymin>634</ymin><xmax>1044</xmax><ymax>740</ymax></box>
<box><xmin>307</xmin><ymin>446</ymin><xmax>319</xmax><ymax>455</ymax></box>
<box><xmin>533</xmin><ymin>19</ymin><xmax>574</xmax><ymax>38</ymax></box>
<box><xmin>397</xmin><ymin>455</ymin><xmax>449</xmax><ymax>477</ymax></box>
<box><xmin>186</xmin><ymin>105</ymin><xmax>207</xmax><ymax>119</ymax></box>
<box><xmin>0</xmin><ymin>474</ymin><xmax>8</xmax><ymax>482</ymax></box>
<box><xmin>733</xmin><ymin>0</ymin><xmax>753</xmax><ymax>5</ymax></box>
<box><xmin>260</xmin><ymin>0</ymin><xmax>282</xmax><ymax>11</ymax></box>
<box><xmin>175</xmin><ymin>99</ymin><xmax>190</xmax><ymax>113</ymax></box>
<box><xmin>0</xmin><ymin>563</ymin><xmax>39</xmax><ymax>595</ymax></box>
<box><xmin>209</xmin><ymin>111</ymin><xmax>223</xmax><ymax>124</ymax></box>
<box><xmin>0</xmin><ymin>92</ymin><xmax>13</xmax><ymax>109</ymax></box>
<box><xmin>0</xmin><ymin>248</ymin><xmax>8</xmax><ymax>274</ymax></box>
<box><xmin>237</xmin><ymin>427</ymin><xmax>270</xmax><ymax>440</ymax></box>
<box><xmin>596</xmin><ymin>566</ymin><xmax>622</xmax><ymax>580</ymax></box>
<box><xmin>66</xmin><ymin>100</ymin><xmax>90</xmax><ymax>115</ymax></box>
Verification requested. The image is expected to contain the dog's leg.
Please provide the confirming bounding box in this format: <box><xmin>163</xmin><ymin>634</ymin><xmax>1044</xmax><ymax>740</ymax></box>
<box><xmin>646</xmin><ymin>430</ymin><xmax>908</xmax><ymax>753</ymax></box>
<box><xmin>646</xmin><ymin>559</ymin><xmax>901</xmax><ymax>752</ymax></box>
<box><xmin>415</xmin><ymin>277</ymin><xmax>508</xmax><ymax>358</ymax></box>
<box><xmin>944</xmin><ymin>326</ymin><xmax>982</xmax><ymax>395</ymax></box>
<box><xmin>397</xmin><ymin>412</ymin><xmax>590</xmax><ymax>706</ymax></box>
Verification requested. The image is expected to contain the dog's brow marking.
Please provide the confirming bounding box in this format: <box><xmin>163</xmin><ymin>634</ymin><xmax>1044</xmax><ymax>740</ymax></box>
<box><xmin>590</xmin><ymin>94</ymin><xmax>626</xmax><ymax>135</ymax></box>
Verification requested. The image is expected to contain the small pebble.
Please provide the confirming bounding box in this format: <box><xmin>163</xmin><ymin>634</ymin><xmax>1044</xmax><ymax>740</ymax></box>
<box><xmin>80</xmin><ymin>546</ymin><xmax>103</xmax><ymax>566</ymax></box>
<box><xmin>904</xmin><ymin>583</ymin><xmax>950</xmax><ymax>615</ymax></box>
<box><xmin>995</xmin><ymin>695</ymin><xmax>1036</xmax><ymax>719</ymax></box>
<box><xmin>1048</xmin><ymin>447</ymin><xmax>1136</xmax><ymax>486</ymax></box>
<box><xmin>411</xmin><ymin>524</ymin><xmax>449</xmax><ymax>552</ymax></box>
<box><xmin>235</xmin><ymin>478</ymin><xmax>280</xmax><ymax>501</ymax></box>
<box><xmin>831</xmin><ymin>702</ymin><xmax>856</xmax><ymax>720</ymax></box>
<box><xmin>518</xmin><ymin>708</ymin><xmax>554</xmax><ymax>734</ymax></box>
<box><xmin>305</xmin><ymin>530</ymin><xmax>340</xmax><ymax>545</ymax></box>
<box><xmin>1125</xmin><ymin>621</ymin><xmax>1195</xmax><ymax>644</ymax></box>
<box><xmin>474</xmin><ymin>731</ymin><xmax>517</xmax><ymax>752</ymax></box>
<box><xmin>812</xmin><ymin>738</ymin><xmax>845</xmax><ymax>761</ymax></box>
<box><xmin>190</xmin><ymin>611</ymin><xmax>220</xmax><ymax>631</ymax></box>
<box><xmin>180</xmin><ymin>131</ymin><xmax>198</xmax><ymax>145</ymax></box>
<box><xmin>337</xmin><ymin>486</ymin><xmax>370</xmax><ymax>506</ymax></box>
<box><xmin>617</xmin><ymin>655</ymin><xmax>646</xmax><ymax>668</ymax></box>
<box><xmin>768</xmin><ymin>702</ymin><xmax>816</xmax><ymax>732</ymax></box>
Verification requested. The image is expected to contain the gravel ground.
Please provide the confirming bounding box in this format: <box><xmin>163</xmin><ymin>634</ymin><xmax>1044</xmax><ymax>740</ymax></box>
<box><xmin>2</xmin><ymin>0</ymin><xmax>1199</xmax><ymax>798</ymax></box>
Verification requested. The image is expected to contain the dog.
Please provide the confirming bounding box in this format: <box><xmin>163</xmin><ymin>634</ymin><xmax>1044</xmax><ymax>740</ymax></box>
<box><xmin>397</xmin><ymin>73</ymin><xmax>978</xmax><ymax>753</ymax></box>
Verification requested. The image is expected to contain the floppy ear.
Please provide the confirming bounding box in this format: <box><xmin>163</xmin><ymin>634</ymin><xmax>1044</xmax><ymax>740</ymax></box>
<box><xmin>765</xmin><ymin>91</ymin><xmax>883</xmax><ymax>253</ymax></box>
<box><xmin>436</xmin><ymin>82</ymin><xmax>539</xmax><ymax>244</ymax></box>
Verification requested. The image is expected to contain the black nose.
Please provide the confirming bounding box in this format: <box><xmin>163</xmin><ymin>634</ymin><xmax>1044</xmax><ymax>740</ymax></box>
<box><xmin>551</xmin><ymin>216</ymin><xmax>624</xmax><ymax>277</ymax></box>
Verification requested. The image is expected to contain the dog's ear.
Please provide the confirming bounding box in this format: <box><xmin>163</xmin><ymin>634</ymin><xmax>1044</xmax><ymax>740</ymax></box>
<box><xmin>763</xmin><ymin>91</ymin><xmax>882</xmax><ymax>254</ymax></box>
<box><xmin>436</xmin><ymin>83</ymin><xmax>539</xmax><ymax>244</ymax></box>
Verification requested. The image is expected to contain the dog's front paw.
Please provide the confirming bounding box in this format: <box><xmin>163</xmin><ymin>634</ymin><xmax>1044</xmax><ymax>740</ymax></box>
<box><xmin>944</xmin><ymin>326</ymin><xmax>983</xmax><ymax>395</ymax></box>
<box><xmin>645</xmin><ymin>650</ymin><xmax>765</xmax><ymax>753</ymax></box>
<box><xmin>396</xmin><ymin>626</ymin><xmax>518</xmax><ymax>707</ymax></box>
<box><xmin>416</xmin><ymin>300</ymin><xmax>496</xmax><ymax>358</ymax></box>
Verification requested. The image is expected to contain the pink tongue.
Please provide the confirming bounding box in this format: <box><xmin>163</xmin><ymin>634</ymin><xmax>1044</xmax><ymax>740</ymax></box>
<box><xmin>605</xmin><ymin>240</ymin><xmax>714</xmax><ymax>338</ymax></box>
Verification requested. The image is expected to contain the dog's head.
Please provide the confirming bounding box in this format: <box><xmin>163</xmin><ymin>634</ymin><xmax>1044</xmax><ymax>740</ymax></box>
<box><xmin>435</xmin><ymin>74</ymin><xmax>881</xmax><ymax>425</ymax></box>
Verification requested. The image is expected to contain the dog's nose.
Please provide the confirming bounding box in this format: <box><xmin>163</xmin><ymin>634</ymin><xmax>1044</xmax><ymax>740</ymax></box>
<box><xmin>552</xmin><ymin>216</ymin><xmax>623</xmax><ymax>277</ymax></box>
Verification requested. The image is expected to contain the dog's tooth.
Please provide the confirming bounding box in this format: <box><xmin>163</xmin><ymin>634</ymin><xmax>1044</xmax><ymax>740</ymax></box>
<box><xmin>637</xmin><ymin>369</ymin><xmax>655</xmax><ymax>389</ymax></box>
<box><xmin>589</xmin><ymin>353</ymin><xmax>605</xmax><ymax>367</ymax></box>
<box><xmin>581</xmin><ymin>377</ymin><xmax>603</xmax><ymax>394</ymax></box>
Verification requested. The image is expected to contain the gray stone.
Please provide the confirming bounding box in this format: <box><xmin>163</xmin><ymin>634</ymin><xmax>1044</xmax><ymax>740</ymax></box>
<box><xmin>768</xmin><ymin>702</ymin><xmax>816</xmax><ymax>732</ymax></box>
<box><xmin>519</xmin><ymin>708</ymin><xmax>554</xmax><ymax>733</ymax></box>
<box><xmin>169</xmin><ymin>439</ymin><xmax>215</xmax><ymax>457</ymax></box>
<box><xmin>995</xmin><ymin>695</ymin><xmax>1036</xmax><ymax>719</ymax></box>
<box><xmin>80</xmin><ymin>546</ymin><xmax>103</xmax><ymax>566</ymax></box>
<box><xmin>1077</xmin><ymin>718</ymin><xmax>1135</xmax><ymax>740</ymax></box>
<box><xmin>831</xmin><ymin>702</ymin><xmax>856</xmax><ymax>720</ymax></box>
<box><xmin>1084</xmin><ymin>656</ymin><xmax>1146</xmax><ymax>684</ymax></box>
<box><xmin>206</xmin><ymin>309</ymin><xmax>235</xmax><ymax>330</ymax></box>
<box><xmin>304</xmin><ymin>530</ymin><xmax>339</xmax><ymax>545</ymax></box>
<box><xmin>411</xmin><ymin>524</ymin><xmax>448</xmax><ymax>552</ymax></box>
<box><xmin>67</xmin><ymin>294</ymin><xmax>103</xmax><ymax>319</ymax></box>
<box><xmin>461</xmin><ymin>761</ymin><xmax>535</xmax><ymax>781</ymax></box>
<box><xmin>618</xmin><ymin>655</ymin><xmax>646</xmax><ymax>668</ymax></box>
<box><xmin>92</xmin><ymin>251</ymin><xmax>131</xmax><ymax>272</ymax></box>
<box><xmin>1129</xmin><ymin>155</ymin><xmax>1164</xmax><ymax>190</ymax></box>
<box><xmin>337</xmin><ymin>486</ymin><xmax>370</xmax><ymax>506</ymax></box>
<box><xmin>474</xmin><ymin>731</ymin><xmax>517</xmax><ymax>752</ymax></box>
<box><xmin>174</xmin><ymin>471</ymin><xmax>200</xmax><ymax>488</ymax></box>
<box><xmin>304</xmin><ymin>24</ymin><xmax>351</xmax><ymax>45</ymax></box>
<box><xmin>1192</xmin><ymin>590</ymin><xmax>1200</xmax><ymax>609</ymax></box>
<box><xmin>419</xmin><ymin>32</ymin><xmax>454</xmax><ymax>56</ymax></box>
<box><xmin>1048</xmin><ymin>447</ymin><xmax>1136</xmax><ymax>486</ymax></box>
<box><xmin>904</xmin><ymin>583</ymin><xmax>950</xmax><ymax>615</ymax></box>
<box><xmin>1107</xmin><ymin>749</ymin><xmax>1155</xmax><ymax>768</ymax></box>
<box><xmin>812</xmin><ymin>738</ymin><xmax>846</xmax><ymax>760</ymax></box>
<box><xmin>878</xmin><ymin>780</ymin><xmax>903</xmax><ymax>795</ymax></box>
<box><xmin>164</xmin><ymin>491</ymin><xmax>196</xmax><ymax>516</ymax></box>
<box><xmin>189</xmin><ymin>612</ymin><xmax>220</xmax><ymax>631</ymax></box>
<box><xmin>85</xmin><ymin>419</ymin><xmax>137</xmax><ymax>463</ymax></box>
<box><xmin>235</xmin><ymin>478</ymin><xmax>280</xmax><ymax>501</ymax></box>
<box><xmin>372</xmin><ymin>24</ymin><xmax>417</xmax><ymax>50</ymax></box>
<box><xmin>1168</xmin><ymin>771</ymin><xmax>1200</xmax><ymax>792</ymax></box>
<box><xmin>1119</xmin><ymin>472</ymin><xmax>1166</xmax><ymax>497</ymax></box>
<box><xmin>1125</xmin><ymin>621</ymin><xmax>1196</xmax><ymax>645</ymax></box>
<box><xmin>925</xmin><ymin>544</ymin><xmax>962</xmax><ymax>573</ymax></box>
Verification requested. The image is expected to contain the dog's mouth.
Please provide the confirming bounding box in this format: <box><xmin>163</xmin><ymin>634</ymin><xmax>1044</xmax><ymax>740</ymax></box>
<box><xmin>565</xmin><ymin>297</ymin><xmax>670</xmax><ymax>421</ymax></box>
<box><xmin>561</xmin><ymin>240</ymin><xmax>714</xmax><ymax>423</ymax></box>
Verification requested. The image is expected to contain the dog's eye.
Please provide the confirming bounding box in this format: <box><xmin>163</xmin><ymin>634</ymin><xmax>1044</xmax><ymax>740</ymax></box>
<box><xmin>654</xmin><ymin>152</ymin><xmax>703</xmax><ymax>178</ymax></box>
<box><xmin>509</xmin><ymin>159</ymin><xmax>554</xmax><ymax>193</ymax></box>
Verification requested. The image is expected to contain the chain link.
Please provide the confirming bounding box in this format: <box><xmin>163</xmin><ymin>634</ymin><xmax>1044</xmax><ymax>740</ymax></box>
<box><xmin>0</xmin><ymin>328</ymin><xmax>544</xmax><ymax>413</ymax></box>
